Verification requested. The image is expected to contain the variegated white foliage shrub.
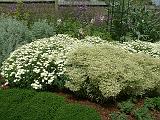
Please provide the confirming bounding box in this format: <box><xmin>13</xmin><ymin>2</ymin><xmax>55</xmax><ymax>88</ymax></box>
<box><xmin>65</xmin><ymin>43</ymin><xmax>160</xmax><ymax>101</ymax></box>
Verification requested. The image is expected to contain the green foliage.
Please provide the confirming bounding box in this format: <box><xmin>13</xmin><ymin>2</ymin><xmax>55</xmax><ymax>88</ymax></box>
<box><xmin>102</xmin><ymin>0</ymin><xmax>160</xmax><ymax>42</ymax></box>
<box><xmin>110</xmin><ymin>112</ymin><xmax>128</xmax><ymax>120</ymax></box>
<box><xmin>144</xmin><ymin>97</ymin><xmax>160</xmax><ymax>110</ymax></box>
<box><xmin>134</xmin><ymin>107</ymin><xmax>154</xmax><ymax>120</ymax></box>
<box><xmin>0</xmin><ymin>89</ymin><xmax>64</xmax><ymax>120</ymax></box>
<box><xmin>65</xmin><ymin>43</ymin><xmax>160</xmax><ymax>101</ymax></box>
<box><xmin>54</xmin><ymin>104</ymin><xmax>101</xmax><ymax>120</ymax></box>
<box><xmin>9</xmin><ymin>1</ymin><xmax>30</xmax><ymax>21</ymax></box>
<box><xmin>0</xmin><ymin>15</ymin><xmax>34</xmax><ymax>66</ymax></box>
<box><xmin>85</xmin><ymin>24</ymin><xmax>112</xmax><ymax>41</ymax></box>
<box><xmin>118</xmin><ymin>100</ymin><xmax>135</xmax><ymax>114</ymax></box>
<box><xmin>129</xmin><ymin>6</ymin><xmax>160</xmax><ymax>42</ymax></box>
<box><xmin>10</xmin><ymin>92</ymin><xmax>65</xmax><ymax>120</ymax></box>
<box><xmin>0</xmin><ymin>88</ymin><xmax>36</xmax><ymax>119</ymax></box>
<box><xmin>31</xmin><ymin>20</ymin><xmax>55</xmax><ymax>39</ymax></box>
<box><xmin>144</xmin><ymin>97</ymin><xmax>157</xmax><ymax>110</ymax></box>
<box><xmin>56</xmin><ymin>19</ymin><xmax>82</xmax><ymax>38</ymax></box>
<box><xmin>108</xmin><ymin>0</ymin><xmax>130</xmax><ymax>41</ymax></box>
<box><xmin>55</xmin><ymin>19</ymin><xmax>112</xmax><ymax>40</ymax></box>
<box><xmin>0</xmin><ymin>89</ymin><xmax>101</xmax><ymax>120</ymax></box>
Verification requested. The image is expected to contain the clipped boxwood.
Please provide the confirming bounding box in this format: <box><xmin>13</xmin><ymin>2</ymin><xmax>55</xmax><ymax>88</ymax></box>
<box><xmin>65</xmin><ymin>44</ymin><xmax>160</xmax><ymax>101</ymax></box>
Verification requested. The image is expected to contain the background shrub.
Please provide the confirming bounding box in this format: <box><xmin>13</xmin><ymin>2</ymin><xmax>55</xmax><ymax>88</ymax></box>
<box><xmin>0</xmin><ymin>16</ymin><xmax>34</xmax><ymax>66</ymax></box>
<box><xmin>65</xmin><ymin>44</ymin><xmax>160</xmax><ymax>101</ymax></box>
<box><xmin>31</xmin><ymin>19</ymin><xmax>55</xmax><ymax>39</ymax></box>
<box><xmin>56</xmin><ymin>19</ymin><xmax>82</xmax><ymax>39</ymax></box>
<box><xmin>129</xmin><ymin>6</ymin><xmax>160</xmax><ymax>42</ymax></box>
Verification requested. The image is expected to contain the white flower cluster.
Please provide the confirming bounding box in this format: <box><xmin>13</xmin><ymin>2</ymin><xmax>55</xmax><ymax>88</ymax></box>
<box><xmin>0</xmin><ymin>34</ymin><xmax>81</xmax><ymax>89</ymax></box>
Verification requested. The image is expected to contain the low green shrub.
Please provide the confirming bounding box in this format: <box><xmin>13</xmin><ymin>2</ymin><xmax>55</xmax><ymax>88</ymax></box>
<box><xmin>11</xmin><ymin>92</ymin><xmax>65</xmax><ymax>120</ymax></box>
<box><xmin>134</xmin><ymin>107</ymin><xmax>153</xmax><ymax>120</ymax></box>
<box><xmin>0</xmin><ymin>16</ymin><xmax>34</xmax><ymax>66</ymax></box>
<box><xmin>54</xmin><ymin>104</ymin><xmax>101</xmax><ymax>120</ymax></box>
<box><xmin>65</xmin><ymin>44</ymin><xmax>160</xmax><ymax>101</ymax></box>
<box><xmin>0</xmin><ymin>89</ymin><xmax>101</xmax><ymax>120</ymax></box>
<box><xmin>144</xmin><ymin>97</ymin><xmax>160</xmax><ymax>111</ymax></box>
<box><xmin>118</xmin><ymin>100</ymin><xmax>135</xmax><ymax>114</ymax></box>
<box><xmin>31</xmin><ymin>20</ymin><xmax>55</xmax><ymax>39</ymax></box>
<box><xmin>0</xmin><ymin>88</ymin><xmax>36</xmax><ymax>119</ymax></box>
<box><xmin>144</xmin><ymin>97</ymin><xmax>157</xmax><ymax>110</ymax></box>
<box><xmin>110</xmin><ymin>112</ymin><xmax>128</xmax><ymax>120</ymax></box>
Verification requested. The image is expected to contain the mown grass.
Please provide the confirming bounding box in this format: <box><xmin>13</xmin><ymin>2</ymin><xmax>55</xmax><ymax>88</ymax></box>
<box><xmin>0</xmin><ymin>89</ymin><xmax>101</xmax><ymax>120</ymax></box>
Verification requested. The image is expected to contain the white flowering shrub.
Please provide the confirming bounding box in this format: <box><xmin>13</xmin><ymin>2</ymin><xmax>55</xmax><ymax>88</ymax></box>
<box><xmin>0</xmin><ymin>34</ymin><xmax>80</xmax><ymax>90</ymax></box>
<box><xmin>0</xmin><ymin>16</ymin><xmax>34</xmax><ymax>66</ymax></box>
<box><xmin>31</xmin><ymin>20</ymin><xmax>55</xmax><ymax>39</ymax></box>
<box><xmin>117</xmin><ymin>40</ymin><xmax>160</xmax><ymax>58</ymax></box>
<box><xmin>65</xmin><ymin>44</ymin><xmax>160</xmax><ymax>101</ymax></box>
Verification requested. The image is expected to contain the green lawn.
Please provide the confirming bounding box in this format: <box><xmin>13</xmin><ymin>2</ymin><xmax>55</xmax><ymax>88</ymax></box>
<box><xmin>0</xmin><ymin>89</ymin><xmax>101</xmax><ymax>120</ymax></box>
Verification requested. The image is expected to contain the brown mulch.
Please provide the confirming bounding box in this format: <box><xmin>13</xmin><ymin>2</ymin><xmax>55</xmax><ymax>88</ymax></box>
<box><xmin>56</xmin><ymin>92</ymin><xmax>137</xmax><ymax>120</ymax></box>
<box><xmin>56</xmin><ymin>92</ymin><xmax>118</xmax><ymax>120</ymax></box>
<box><xmin>151</xmin><ymin>110</ymin><xmax>160</xmax><ymax>120</ymax></box>
<box><xmin>56</xmin><ymin>92</ymin><xmax>160</xmax><ymax>120</ymax></box>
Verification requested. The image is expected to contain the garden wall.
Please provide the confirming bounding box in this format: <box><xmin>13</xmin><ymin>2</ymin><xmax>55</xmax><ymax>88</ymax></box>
<box><xmin>0</xmin><ymin>0</ymin><xmax>107</xmax><ymax>19</ymax></box>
